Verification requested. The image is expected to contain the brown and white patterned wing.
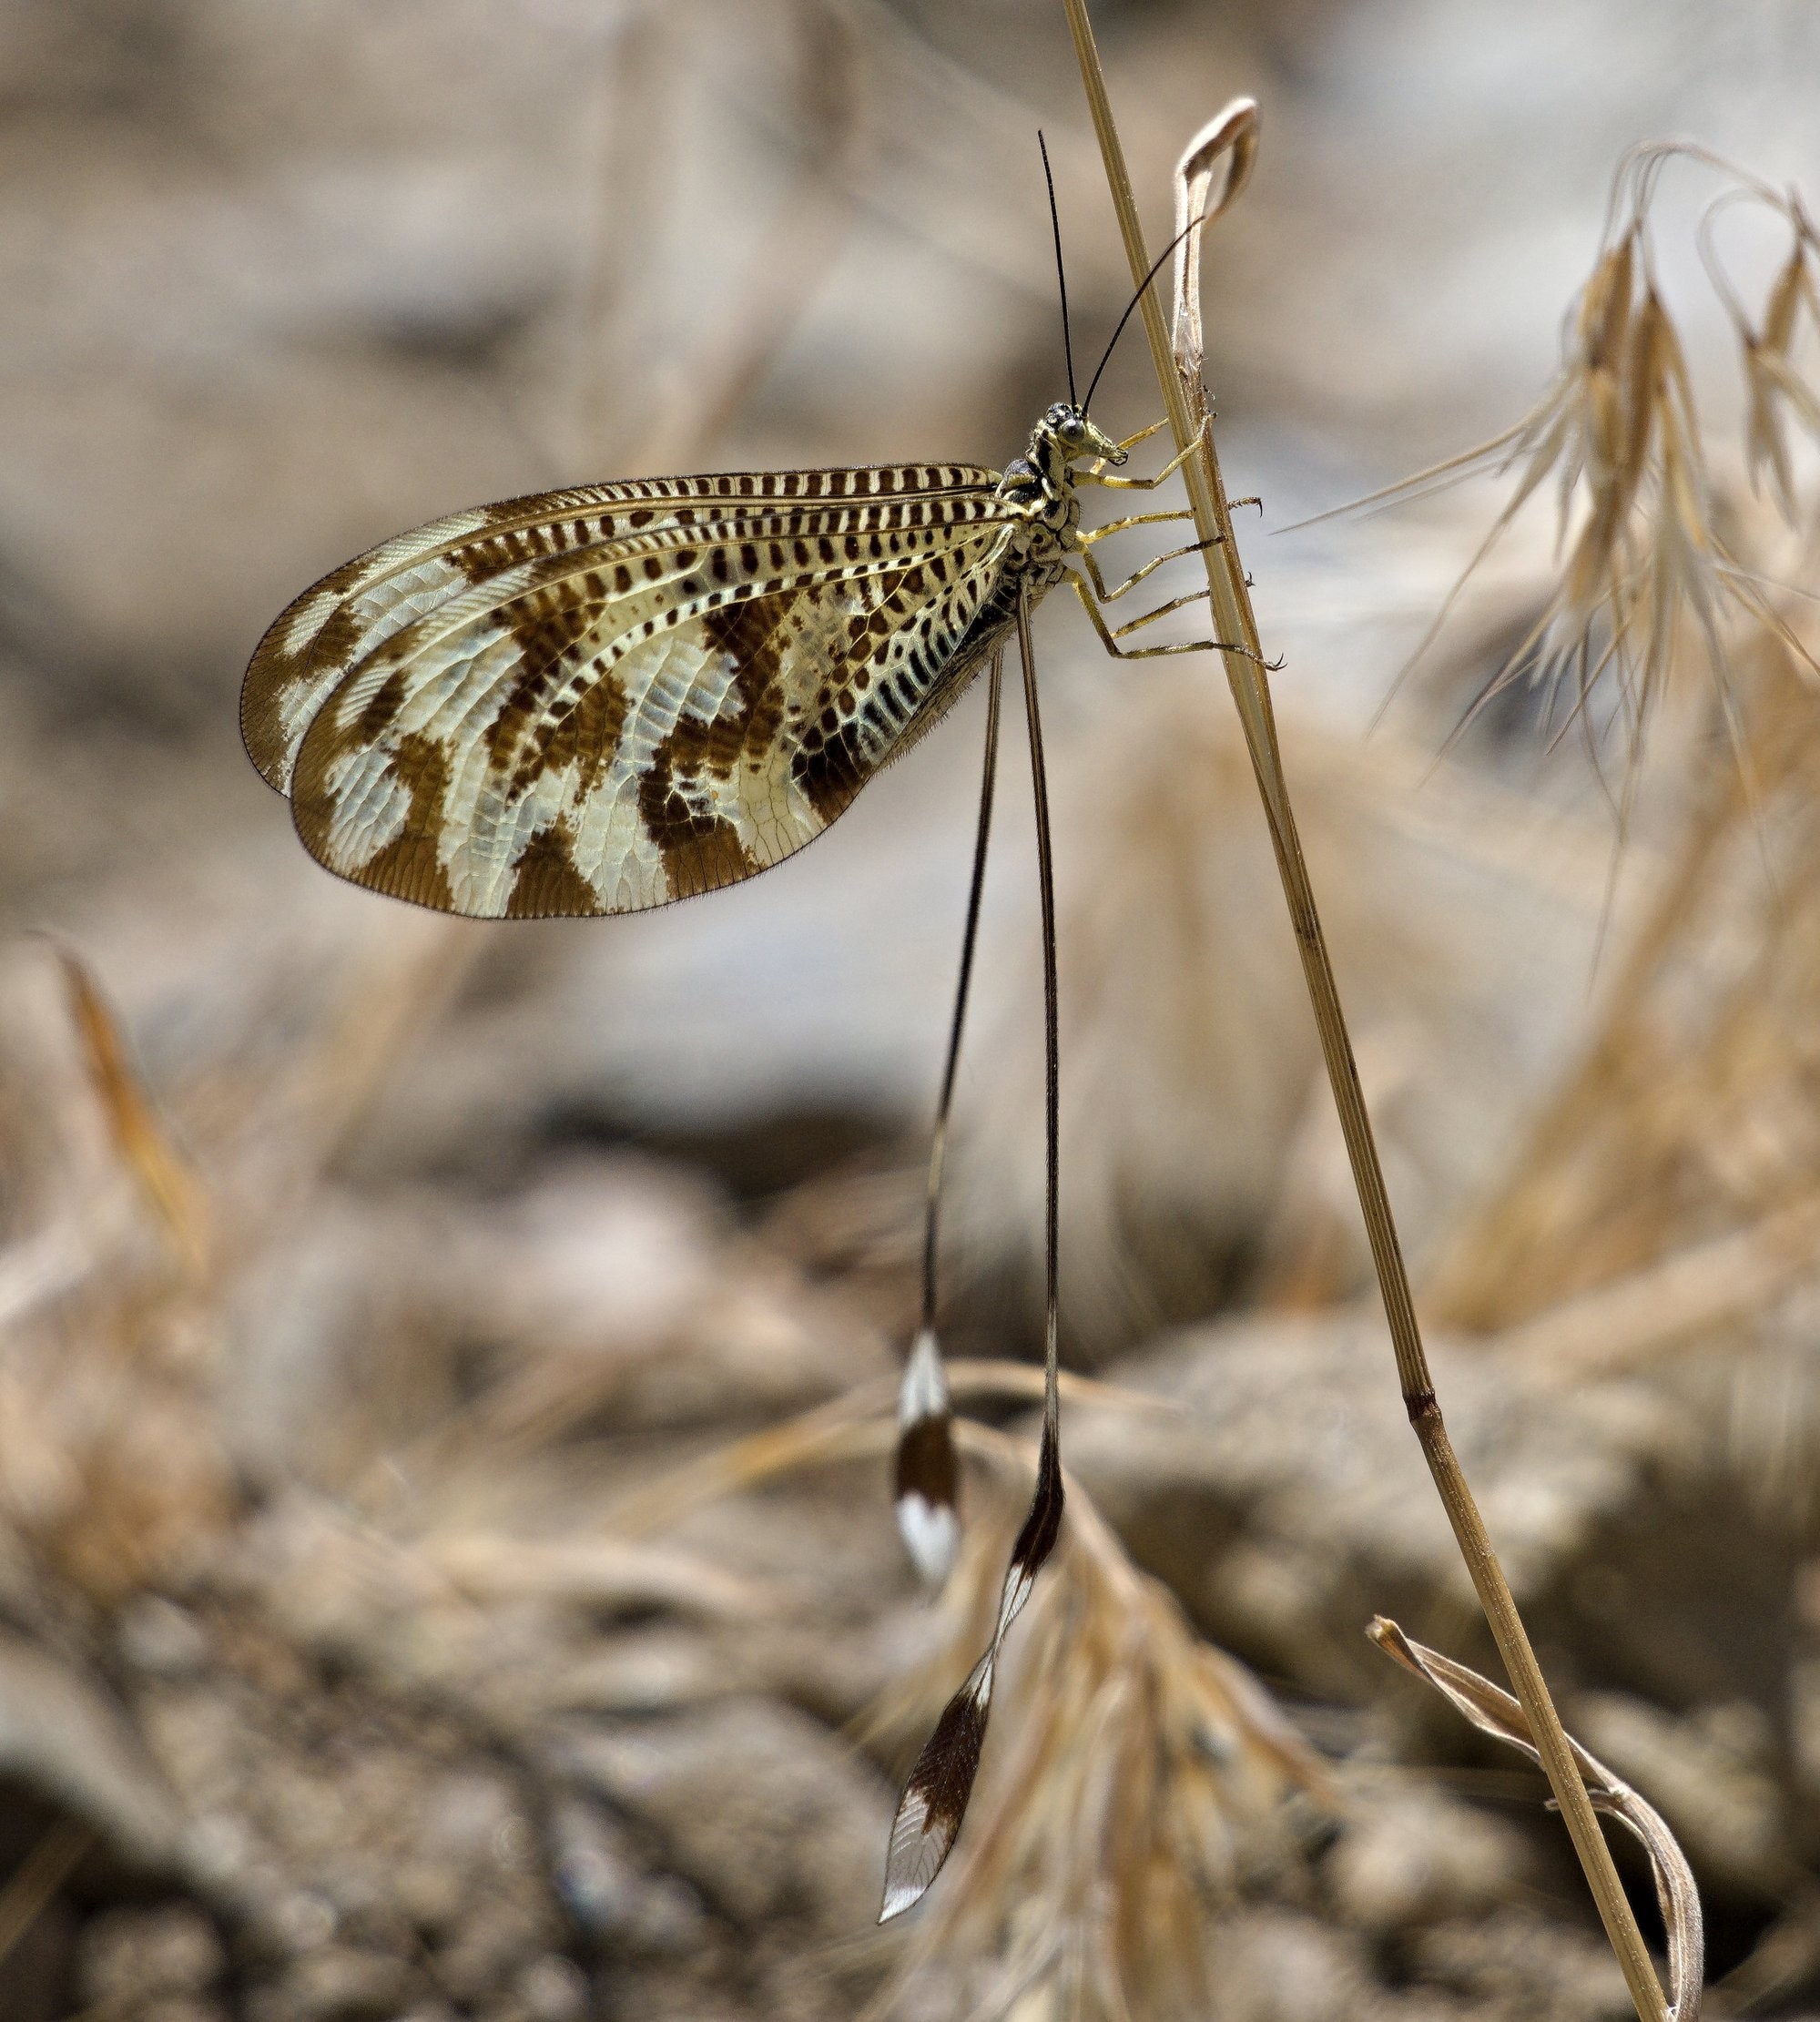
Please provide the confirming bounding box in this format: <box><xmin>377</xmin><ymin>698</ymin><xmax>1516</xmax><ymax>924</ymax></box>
<box><xmin>242</xmin><ymin>468</ymin><xmax>1020</xmax><ymax>918</ymax></box>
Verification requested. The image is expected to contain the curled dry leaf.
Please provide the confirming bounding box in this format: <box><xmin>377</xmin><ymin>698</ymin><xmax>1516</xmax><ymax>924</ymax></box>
<box><xmin>1172</xmin><ymin>97</ymin><xmax>1259</xmax><ymax>385</ymax></box>
<box><xmin>1368</xmin><ymin>1615</ymin><xmax>1702</xmax><ymax>2022</ymax></box>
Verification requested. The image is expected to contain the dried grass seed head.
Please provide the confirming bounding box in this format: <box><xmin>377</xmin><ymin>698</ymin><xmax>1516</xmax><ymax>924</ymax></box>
<box><xmin>1499</xmin><ymin>212</ymin><xmax>1726</xmax><ymax>765</ymax></box>
<box><xmin>1366</xmin><ymin>142</ymin><xmax>1820</xmax><ymax>790</ymax></box>
<box><xmin>874</xmin><ymin>1420</ymin><xmax>1326</xmax><ymax>2022</ymax></box>
<box><xmin>1711</xmin><ymin>194</ymin><xmax>1820</xmax><ymax>523</ymax></box>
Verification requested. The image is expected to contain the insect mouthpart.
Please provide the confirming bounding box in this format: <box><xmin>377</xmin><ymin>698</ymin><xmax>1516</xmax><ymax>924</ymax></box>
<box><xmin>1073</xmin><ymin>414</ymin><xmax>1127</xmax><ymax>467</ymax></box>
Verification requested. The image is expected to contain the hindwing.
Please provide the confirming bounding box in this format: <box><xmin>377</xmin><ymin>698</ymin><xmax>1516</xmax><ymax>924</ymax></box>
<box><xmin>242</xmin><ymin>466</ymin><xmax>1025</xmax><ymax>918</ymax></box>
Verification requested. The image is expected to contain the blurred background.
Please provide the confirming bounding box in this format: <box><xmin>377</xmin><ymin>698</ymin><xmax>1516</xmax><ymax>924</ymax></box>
<box><xmin>5</xmin><ymin>1</ymin><xmax>1820</xmax><ymax>2017</ymax></box>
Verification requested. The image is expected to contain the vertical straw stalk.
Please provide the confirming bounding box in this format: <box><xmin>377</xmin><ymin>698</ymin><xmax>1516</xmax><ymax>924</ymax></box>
<box><xmin>1059</xmin><ymin>7</ymin><xmax>1669</xmax><ymax>2017</ymax></box>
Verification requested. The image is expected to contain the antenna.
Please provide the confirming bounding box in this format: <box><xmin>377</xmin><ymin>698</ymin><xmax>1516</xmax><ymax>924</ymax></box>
<box><xmin>1082</xmin><ymin>204</ymin><xmax>1214</xmax><ymax>416</ymax></box>
<box><xmin>1038</xmin><ymin>132</ymin><xmax>1078</xmax><ymax>410</ymax></box>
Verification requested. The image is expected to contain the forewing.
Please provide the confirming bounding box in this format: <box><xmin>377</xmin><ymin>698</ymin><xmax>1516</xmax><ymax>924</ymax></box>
<box><xmin>243</xmin><ymin>467</ymin><xmax>992</xmax><ymax>793</ymax></box>
<box><xmin>255</xmin><ymin>469</ymin><xmax>1017</xmax><ymax>918</ymax></box>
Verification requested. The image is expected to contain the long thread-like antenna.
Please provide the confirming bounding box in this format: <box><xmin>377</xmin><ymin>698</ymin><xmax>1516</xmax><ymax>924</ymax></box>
<box><xmin>1083</xmin><ymin>205</ymin><xmax>1212</xmax><ymax>416</ymax></box>
<box><xmin>1038</xmin><ymin>131</ymin><xmax>1078</xmax><ymax>410</ymax></box>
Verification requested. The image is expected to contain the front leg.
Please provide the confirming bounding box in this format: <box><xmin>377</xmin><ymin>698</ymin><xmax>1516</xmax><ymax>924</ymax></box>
<box><xmin>1087</xmin><ymin>417</ymin><xmax>1169</xmax><ymax>473</ymax></box>
<box><xmin>1078</xmin><ymin>417</ymin><xmax>1214</xmax><ymax>492</ymax></box>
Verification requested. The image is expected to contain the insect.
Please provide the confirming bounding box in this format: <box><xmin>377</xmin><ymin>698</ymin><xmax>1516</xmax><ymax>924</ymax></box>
<box><xmin>239</xmin><ymin>412</ymin><xmax>1211</xmax><ymax>920</ymax></box>
<box><xmin>239</xmin><ymin>160</ymin><xmax>1238</xmax><ymax>1919</ymax></box>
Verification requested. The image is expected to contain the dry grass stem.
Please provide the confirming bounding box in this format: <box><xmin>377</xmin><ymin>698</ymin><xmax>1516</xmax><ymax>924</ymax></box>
<box><xmin>600</xmin><ymin>1358</ymin><xmax>1171</xmax><ymax>1540</ymax></box>
<box><xmin>0</xmin><ymin>1819</ymin><xmax>94</xmax><ymax>1976</ymax></box>
<box><xmin>424</xmin><ymin>1532</ymin><xmax>777</xmax><ymax>1620</ymax></box>
<box><xmin>54</xmin><ymin>944</ymin><xmax>210</xmax><ymax>1284</ymax></box>
<box><xmin>1432</xmin><ymin>635</ymin><xmax>1820</xmax><ymax>1330</ymax></box>
<box><xmin>585</xmin><ymin>0</ymin><xmax>868</xmax><ymax>475</ymax></box>
<box><xmin>1701</xmin><ymin>178</ymin><xmax>1820</xmax><ymax>523</ymax></box>
<box><xmin>1060</xmin><ymin>8</ymin><xmax>1673</xmax><ymax>2015</ymax></box>
<box><xmin>1492</xmin><ymin>1188</ymin><xmax>1820</xmax><ymax>1383</ymax></box>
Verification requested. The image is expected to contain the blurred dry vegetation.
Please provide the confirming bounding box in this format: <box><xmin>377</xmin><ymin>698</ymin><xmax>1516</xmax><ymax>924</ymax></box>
<box><xmin>5</xmin><ymin>1</ymin><xmax>1820</xmax><ymax>2018</ymax></box>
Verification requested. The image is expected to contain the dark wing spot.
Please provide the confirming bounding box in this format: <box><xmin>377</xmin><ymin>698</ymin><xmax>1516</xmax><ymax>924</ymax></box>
<box><xmin>352</xmin><ymin>666</ymin><xmax>410</xmax><ymax>742</ymax></box>
<box><xmin>506</xmin><ymin>820</ymin><xmax>601</xmax><ymax>918</ymax></box>
<box><xmin>293</xmin><ymin>727</ymin><xmax>455</xmax><ymax>914</ymax></box>
<box><xmin>792</xmin><ymin>716</ymin><xmax>870</xmax><ymax>824</ymax></box>
<box><xmin>636</xmin><ymin>755</ymin><xmax>757</xmax><ymax>899</ymax></box>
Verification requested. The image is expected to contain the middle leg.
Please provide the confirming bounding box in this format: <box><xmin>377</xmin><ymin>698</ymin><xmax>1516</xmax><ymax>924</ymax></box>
<box><xmin>1076</xmin><ymin>533</ymin><xmax>1223</xmax><ymax>604</ymax></box>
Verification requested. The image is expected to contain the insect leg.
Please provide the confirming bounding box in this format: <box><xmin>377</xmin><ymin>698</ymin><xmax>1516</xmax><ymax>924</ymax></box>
<box><xmin>1077</xmin><ymin>416</ymin><xmax>1213</xmax><ymax>491</ymax></box>
<box><xmin>880</xmin><ymin>588</ymin><xmax>1065</xmax><ymax>1925</ymax></box>
<box><xmin>897</xmin><ymin>647</ymin><xmax>1004</xmax><ymax>1589</ymax></box>
<box><xmin>1108</xmin><ymin>588</ymin><xmax>1214</xmax><ymax>635</ymax></box>
<box><xmin>1077</xmin><ymin>534</ymin><xmax>1222</xmax><ymax>604</ymax></box>
<box><xmin>1114</xmin><ymin>417</ymin><xmax>1170</xmax><ymax>453</ymax></box>
<box><xmin>1083</xmin><ymin>415</ymin><xmax>1169</xmax><ymax>478</ymax></box>
<box><xmin>1066</xmin><ymin>570</ymin><xmax>1271</xmax><ymax>664</ymax></box>
<box><xmin>1077</xmin><ymin>508</ymin><xmax>1195</xmax><ymax>544</ymax></box>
